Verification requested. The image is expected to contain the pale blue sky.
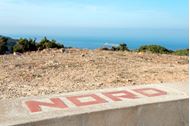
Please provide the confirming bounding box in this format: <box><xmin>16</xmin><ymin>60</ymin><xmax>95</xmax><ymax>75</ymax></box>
<box><xmin>0</xmin><ymin>0</ymin><xmax>188</xmax><ymax>29</ymax></box>
<box><xmin>0</xmin><ymin>0</ymin><xmax>188</xmax><ymax>49</ymax></box>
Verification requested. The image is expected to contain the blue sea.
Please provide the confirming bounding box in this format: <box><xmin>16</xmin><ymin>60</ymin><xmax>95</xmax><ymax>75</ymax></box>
<box><xmin>4</xmin><ymin>28</ymin><xmax>189</xmax><ymax>50</ymax></box>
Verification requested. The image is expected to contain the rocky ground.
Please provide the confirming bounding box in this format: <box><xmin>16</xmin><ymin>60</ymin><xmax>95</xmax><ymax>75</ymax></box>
<box><xmin>0</xmin><ymin>48</ymin><xmax>189</xmax><ymax>100</ymax></box>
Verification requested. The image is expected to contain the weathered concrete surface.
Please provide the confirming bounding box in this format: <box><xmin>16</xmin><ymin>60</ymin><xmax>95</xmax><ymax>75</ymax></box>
<box><xmin>0</xmin><ymin>82</ymin><xmax>188</xmax><ymax>126</ymax></box>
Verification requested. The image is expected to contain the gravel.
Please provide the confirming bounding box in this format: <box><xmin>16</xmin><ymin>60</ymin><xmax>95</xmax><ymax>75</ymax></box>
<box><xmin>0</xmin><ymin>48</ymin><xmax>188</xmax><ymax>100</ymax></box>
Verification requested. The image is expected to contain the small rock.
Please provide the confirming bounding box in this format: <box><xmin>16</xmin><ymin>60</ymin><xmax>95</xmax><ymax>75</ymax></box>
<box><xmin>81</xmin><ymin>54</ymin><xmax>85</xmax><ymax>57</ymax></box>
<box><xmin>138</xmin><ymin>52</ymin><xmax>144</xmax><ymax>55</ymax></box>
<box><xmin>60</xmin><ymin>48</ymin><xmax>65</xmax><ymax>53</ymax></box>
<box><xmin>127</xmin><ymin>79</ymin><xmax>133</xmax><ymax>82</ymax></box>
<box><xmin>132</xmin><ymin>82</ymin><xmax>136</xmax><ymax>85</ymax></box>
<box><xmin>98</xmin><ymin>83</ymin><xmax>104</xmax><ymax>87</ymax></box>
<box><xmin>13</xmin><ymin>52</ymin><xmax>21</xmax><ymax>56</ymax></box>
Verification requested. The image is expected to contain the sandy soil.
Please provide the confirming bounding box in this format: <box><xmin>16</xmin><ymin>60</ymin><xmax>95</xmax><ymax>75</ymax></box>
<box><xmin>0</xmin><ymin>48</ymin><xmax>188</xmax><ymax>100</ymax></box>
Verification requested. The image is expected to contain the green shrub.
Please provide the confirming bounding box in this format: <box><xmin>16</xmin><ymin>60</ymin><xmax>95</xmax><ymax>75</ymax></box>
<box><xmin>13</xmin><ymin>38</ymin><xmax>37</xmax><ymax>53</ymax></box>
<box><xmin>13</xmin><ymin>44</ymin><xmax>24</xmax><ymax>53</ymax></box>
<box><xmin>0</xmin><ymin>37</ymin><xmax>8</xmax><ymax>54</ymax></box>
<box><xmin>111</xmin><ymin>43</ymin><xmax>130</xmax><ymax>51</ymax></box>
<box><xmin>100</xmin><ymin>47</ymin><xmax>110</xmax><ymax>51</ymax></box>
<box><xmin>37</xmin><ymin>37</ymin><xmax>64</xmax><ymax>50</ymax></box>
<box><xmin>13</xmin><ymin>37</ymin><xmax>64</xmax><ymax>53</ymax></box>
<box><xmin>0</xmin><ymin>37</ymin><xmax>8</xmax><ymax>43</ymax></box>
<box><xmin>174</xmin><ymin>49</ymin><xmax>189</xmax><ymax>56</ymax></box>
<box><xmin>28</xmin><ymin>38</ymin><xmax>37</xmax><ymax>51</ymax></box>
<box><xmin>138</xmin><ymin>45</ymin><xmax>173</xmax><ymax>54</ymax></box>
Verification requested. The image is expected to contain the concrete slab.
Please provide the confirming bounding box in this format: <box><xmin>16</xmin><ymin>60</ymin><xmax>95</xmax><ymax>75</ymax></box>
<box><xmin>0</xmin><ymin>82</ymin><xmax>189</xmax><ymax>126</ymax></box>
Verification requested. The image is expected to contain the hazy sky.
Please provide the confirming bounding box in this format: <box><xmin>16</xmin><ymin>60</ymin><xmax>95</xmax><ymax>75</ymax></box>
<box><xmin>0</xmin><ymin>0</ymin><xmax>188</xmax><ymax>36</ymax></box>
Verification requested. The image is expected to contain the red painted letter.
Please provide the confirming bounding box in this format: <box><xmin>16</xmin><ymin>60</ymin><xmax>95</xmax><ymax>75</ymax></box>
<box><xmin>102</xmin><ymin>90</ymin><xmax>138</xmax><ymax>101</ymax></box>
<box><xmin>25</xmin><ymin>98</ymin><xmax>68</xmax><ymax>113</ymax></box>
<box><xmin>133</xmin><ymin>88</ymin><xmax>167</xmax><ymax>97</ymax></box>
<box><xmin>67</xmin><ymin>94</ymin><xmax>107</xmax><ymax>106</ymax></box>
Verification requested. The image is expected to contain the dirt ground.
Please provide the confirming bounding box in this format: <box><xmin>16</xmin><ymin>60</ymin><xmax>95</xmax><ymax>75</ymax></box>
<box><xmin>0</xmin><ymin>48</ymin><xmax>188</xmax><ymax>100</ymax></box>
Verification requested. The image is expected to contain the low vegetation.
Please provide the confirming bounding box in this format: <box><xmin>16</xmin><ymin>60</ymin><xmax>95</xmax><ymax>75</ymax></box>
<box><xmin>37</xmin><ymin>37</ymin><xmax>64</xmax><ymax>50</ymax></box>
<box><xmin>0</xmin><ymin>35</ymin><xmax>189</xmax><ymax>56</ymax></box>
<box><xmin>173</xmin><ymin>49</ymin><xmax>189</xmax><ymax>56</ymax></box>
<box><xmin>0</xmin><ymin>37</ymin><xmax>8</xmax><ymax>54</ymax></box>
<box><xmin>13</xmin><ymin>38</ymin><xmax>37</xmax><ymax>53</ymax></box>
<box><xmin>111</xmin><ymin>43</ymin><xmax>130</xmax><ymax>51</ymax></box>
<box><xmin>106</xmin><ymin>43</ymin><xmax>188</xmax><ymax>56</ymax></box>
<box><xmin>137</xmin><ymin>45</ymin><xmax>173</xmax><ymax>54</ymax></box>
<box><xmin>137</xmin><ymin>45</ymin><xmax>189</xmax><ymax>56</ymax></box>
<box><xmin>12</xmin><ymin>37</ymin><xmax>64</xmax><ymax>53</ymax></box>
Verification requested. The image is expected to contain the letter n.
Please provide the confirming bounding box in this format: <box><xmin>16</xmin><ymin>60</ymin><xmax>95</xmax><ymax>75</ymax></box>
<box><xmin>25</xmin><ymin>98</ymin><xmax>68</xmax><ymax>113</ymax></box>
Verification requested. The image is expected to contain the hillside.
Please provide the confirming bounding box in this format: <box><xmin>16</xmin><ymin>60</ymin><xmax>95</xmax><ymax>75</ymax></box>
<box><xmin>0</xmin><ymin>48</ymin><xmax>188</xmax><ymax>99</ymax></box>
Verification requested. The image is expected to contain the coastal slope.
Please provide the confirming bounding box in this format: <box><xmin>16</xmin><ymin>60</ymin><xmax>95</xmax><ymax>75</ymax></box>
<box><xmin>0</xmin><ymin>48</ymin><xmax>188</xmax><ymax>99</ymax></box>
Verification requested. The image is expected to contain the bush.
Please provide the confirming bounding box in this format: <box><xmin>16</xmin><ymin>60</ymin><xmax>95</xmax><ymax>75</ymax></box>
<box><xmin>111</xmin><ymin>43</ymin><xmax>130</xmax><ymax>51</ymax></box>
<box><xmin>0</xmin><ymin>37</ymin><xmax>8</xmax><ymax>43</ymax></box>
<box><xmin>138</xmin><ymin>45</ymin><xmax>173</xmax><ymax>54</ymax></box>
<box><xmin>28</xmin><ymin>38</ymin><xmax>37</xmax><ymax>51</ymax></box>
<box><xmin>99</xmin><ymin>47</ymin><xmax>110</xmax><ymax>51</ymax></box>
<box><xmin>13</xmin><ymin>37</ymin><xmax>64</xmax><ymax>53</ymax></box>
<box><xmin>174</xmin><ymin>49</ymin><xmax>189</xmax><ymax>56</ymax></box>
<box><xmin>37</xmin><ymin>37</ymin><xmax>64</xmax><ymax>50</ymax></box>
<box><xmin>13</xmin><ymin>44</ymin><xmax>24</xmax><ymax>53</ymax></box>
<box><xmin>0</xmin><ymin>37</ymin><xmax>8</xmax><ymax>54</ymax></box>
<box><xmin>13</xmin><ymin>38</ymin><xmax>37</xmax><ymax>53</ymax></box>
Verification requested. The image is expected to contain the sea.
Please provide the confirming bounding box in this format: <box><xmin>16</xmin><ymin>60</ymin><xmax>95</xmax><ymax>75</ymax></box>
<box><xmin>3</xmin><ymin>28</ymin><xmax>189</xmax><ymax>50</ymax></box>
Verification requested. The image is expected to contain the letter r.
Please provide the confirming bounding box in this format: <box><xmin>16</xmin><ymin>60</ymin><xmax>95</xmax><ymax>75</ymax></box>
<box><xmin>102</xmin><ymin>90</ymin><xmax>138</xmax><ymax>101</ymax></box>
